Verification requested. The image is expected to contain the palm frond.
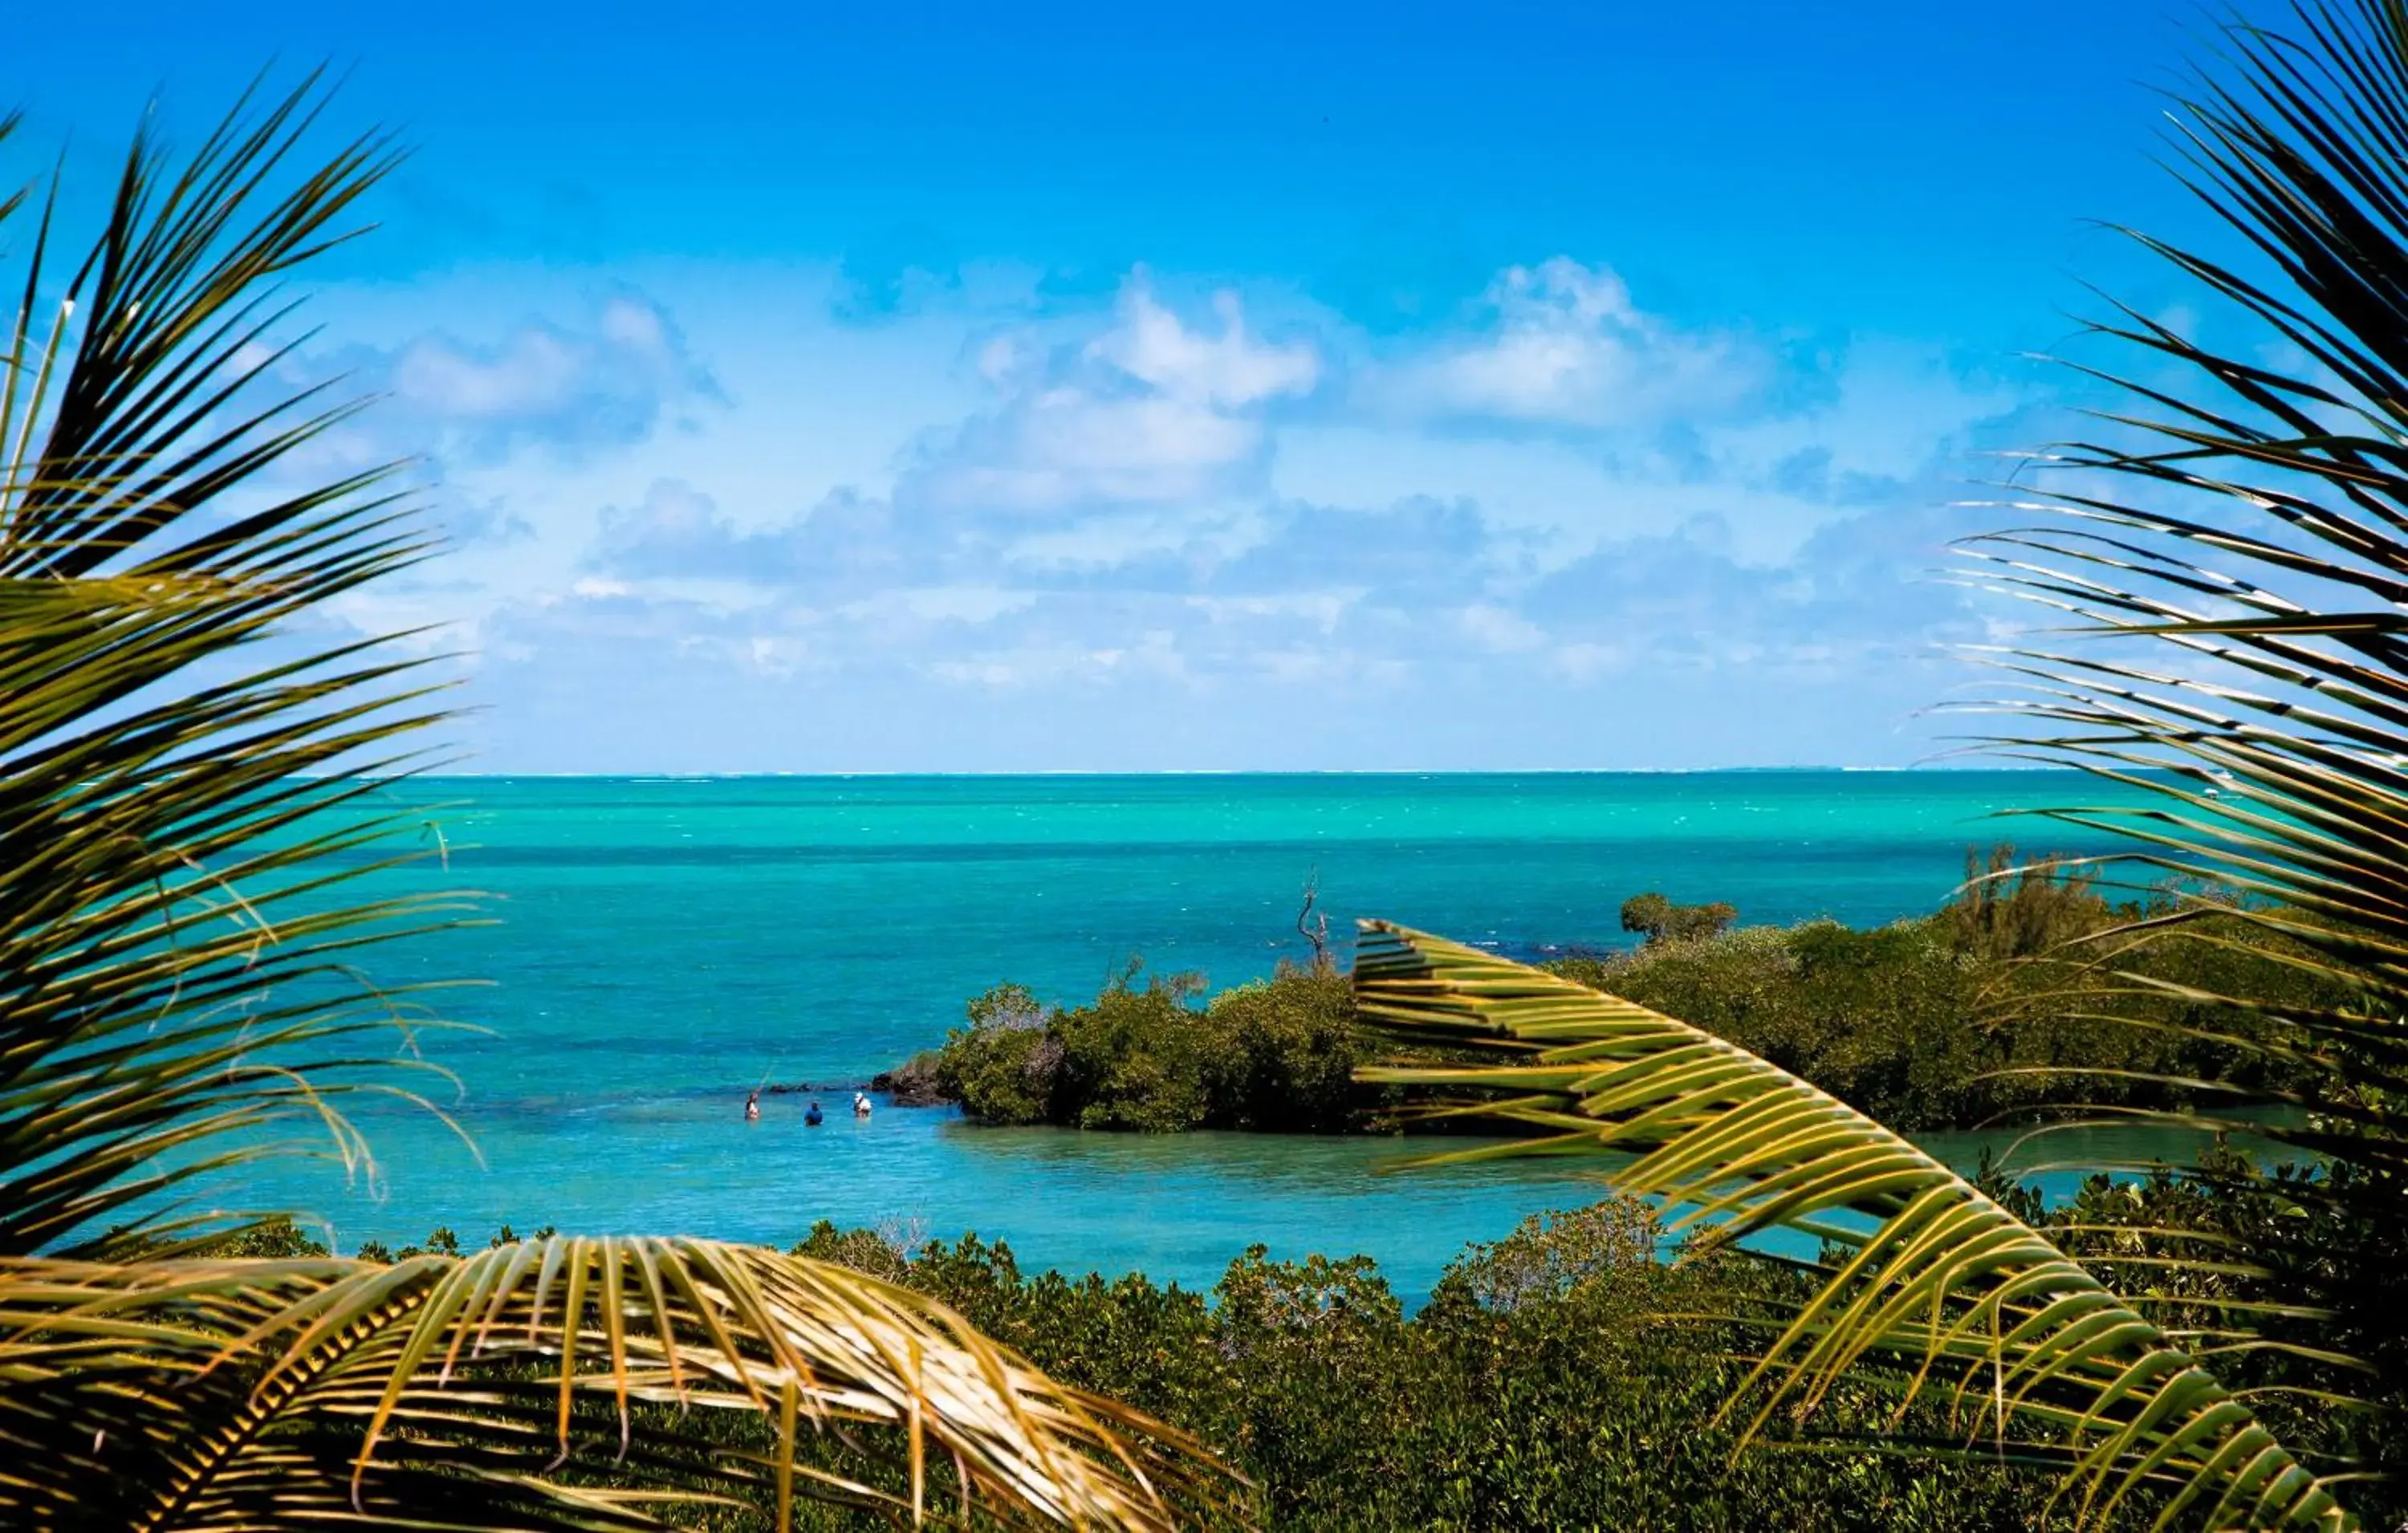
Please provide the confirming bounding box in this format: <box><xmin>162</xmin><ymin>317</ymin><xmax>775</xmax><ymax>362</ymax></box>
<box><xmin>1943</xmin><ymin>4</ymin><xmax>2408</xmax><ymax>1498</ymax></box>
<box><xmin>0</xmin><ymin>1236</ymin><xmax>1228</xmax><ymax>1530</ymax></box>
<box><xmin>1952</xmin><ymin>0</ymin><xmax>2408</xmax><ymax>1054</ymax></box>
<box><xmin>0</xmin><ymin>80</ymin><xmax>1239</xmax><ymax>1531</ymax></box>
<box><xmin>0</xmin><ymin>74</ymin><xmax>471</xmax><ymax>1259</ymax></box>
<box><xmin>1352</xmin><ymin>922</ymin><xmax>2352</xmax><ymax>1531</ymax></box>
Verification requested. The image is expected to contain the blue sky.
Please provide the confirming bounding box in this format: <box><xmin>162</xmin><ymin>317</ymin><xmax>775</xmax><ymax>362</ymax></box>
<box><xmin>18</xmin><ymin>3</ymin><xmax>2252</xmax><ymax>770</ymax></box>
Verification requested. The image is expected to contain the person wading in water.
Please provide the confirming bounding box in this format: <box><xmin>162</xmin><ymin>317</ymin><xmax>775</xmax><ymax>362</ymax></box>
<box><xmin>743</xmin><ymin>1091</ymin><xmax>760</xmax><ymax>1121</ymax></box>
<box><xmin>804</xmin><ymin>1100</ymin><xmax>824</xmax><ymax>1127</ymax></box>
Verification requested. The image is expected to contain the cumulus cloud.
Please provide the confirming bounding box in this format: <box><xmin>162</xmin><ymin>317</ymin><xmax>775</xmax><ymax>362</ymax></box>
<box><xmin>462</xmin><ymin>473</ymin><xmax>1997</xmax><ymax>771</ymax></box>
<box><xmin>295</xmin><ymin>256</ymin><xmax>2053</xmax><ymax>770</ymax></box>
<box><xmin>1361</xmin><ymin>257</ymin><xmax>1761</xmax><ymax>431</ymax></box>
<box><xmin>564</xmin><ymin>466</ymin><xmax>1977</xmax><ymax>705</ymax></box>
<box><xmin>902</xmin><ymin>279</ymin><xmax>1320</xmax><ymax>514</ymax></box>
<box><xmin>1705</xmin><ymin>338</ymin><xmax>2029</xmax><ymax>494</ymax></box>
<box><xmin>316</xmin><ymin>294</ymin><xmax>724</xmax><ymax>467</ymax></box>
<box><xmin>1088</xmin><ymin>288</ymin><xmax>1320</xmax><ymax>407</ymax></box>
<box><xmin>1517</xmin><ymin>502</ymin><xmax>1984</xmax><ymax>680</ymax></box>
<box><xmin>592</xmin><ymin>480</ymin><xmax>737</xmax><ymax>573</ymax></box>
<box><xmin>568</xmin><ymin>444</ymin><xmax>1984</xmax><ymax>713</ymax></box>
<box><xmin>439</xmin><ymin>493</ymin><xmax>538</xmax><ymax>547</ymax></box>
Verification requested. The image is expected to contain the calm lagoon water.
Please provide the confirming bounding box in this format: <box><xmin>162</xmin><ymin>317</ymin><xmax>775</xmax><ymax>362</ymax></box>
<box><xmin>224</xmin><ymin>771</ymin><xmax>2177</xmax><ymax>1302</ymax></box>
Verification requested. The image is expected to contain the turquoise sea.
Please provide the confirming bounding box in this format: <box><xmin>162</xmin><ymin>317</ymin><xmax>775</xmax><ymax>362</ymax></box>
<box><xmin>232</xmin><ymin>771</ymin><xmax>2174</xmax><ymax>1302</ymax></box>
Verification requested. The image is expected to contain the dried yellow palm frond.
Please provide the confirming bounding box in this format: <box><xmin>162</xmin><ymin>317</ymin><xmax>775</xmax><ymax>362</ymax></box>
<box><xmin>0</xmin><ymin>1237</ymin><xmax>1228</xmax><ymax>1531</ymax></box>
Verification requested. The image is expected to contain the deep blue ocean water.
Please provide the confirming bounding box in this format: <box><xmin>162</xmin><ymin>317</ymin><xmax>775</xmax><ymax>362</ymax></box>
<box><xmin>221</xmin><ymin>771</ymin><xmax>2177</xmax><ymax>1302</ymax></box>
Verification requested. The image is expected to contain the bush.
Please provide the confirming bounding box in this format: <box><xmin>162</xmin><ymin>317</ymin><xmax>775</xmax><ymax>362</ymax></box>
<box><xmin>2035</xmin><ymin>1145</ymin><xmax>2408</xmax><ymax>1505</ymax></box>
<box><xmin>1052</xmin><ymin>964</ymin><xmax>1221</xmax><ymax>1131</ymax></box>
<box><xmin>790</xmin><ymin>1200</ymin><xmax>2110</xmax><ymax>1531</ymax></box>
<box><xmin>1204</xmin><ymin>966</ymin><xmax>1360</xmax><ymax>1132</ymax></box>
<box><xmin>1620</xmin><ymin>891</ymin><xmax>1740</xmax><ymax>946</ymax></box>
<box><xmin>924</xmin><ymin>846</ymin><xmax>2352</xmax><ymax>1137</ymax></box>
<box><xmin>1550</xmin><ymin>863</ymin><xmax>2345</xmax><ymax>1132</ymax></box>
<box><xmin>193</xmin><ymin>1215</ymin><xmax>330</xmax><ymax>1259</ymax></box>
<box><xmin>359</xmin><ymin>1176</ymin><xmax>2408</xmax><ymax>1529</ymax></box>
<box><xmin>938</xmin><ymin>980</ymin><xmax>1060</xmax><ymax>1123</ymax></box>
<box><xmin>936</xmin><ymin>961</ymin><xmax>1378</xmax><ymax>1132</ymax></box>
<box><xmin>1942</xmin><ymin>843</ymin><xmax>2123</xmax><ymax>960</ymax></box>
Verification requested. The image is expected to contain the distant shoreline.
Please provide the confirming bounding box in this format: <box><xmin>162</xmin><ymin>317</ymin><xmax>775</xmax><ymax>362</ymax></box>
<box><xmin>363</xmin><ymin>763</ymin><xmax>2095</xmax><ymax>781</ymax></box>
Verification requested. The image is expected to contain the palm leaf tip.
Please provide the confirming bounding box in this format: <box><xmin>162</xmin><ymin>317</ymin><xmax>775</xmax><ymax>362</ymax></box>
<box><xmin>1350</xmin><ymin>921</ymin><xmax>2355</xmax><ymax>1531</ymax></box>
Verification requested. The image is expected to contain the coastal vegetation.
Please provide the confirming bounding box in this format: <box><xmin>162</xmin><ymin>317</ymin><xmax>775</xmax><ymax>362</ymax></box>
<box><xmin>817</xmin><ymin>1152</ymin><xmax>2403</xmax><ymax>1532</ymax></box>
<box><xmin>910</xmin><ymin>851</ymin><xmax>2343</xmax><ymax>1136</ymax></box>
<box><xmin>230</xmin><ymin>1188</ymin><xmax>2198</xmax><ymax>1531</ymax></box>
<box><xmin>915</xmin><ymin>961</ymin><xmax>1367</xmax><ymax>1132</ymax></box>
<box><xmin>246</xmin><ymin>1137</ymin><xmax>2408</xmax><ymax>1531</ymax></box>
<box><xmin>1551</xmin><ymin>861</ymin><xmax>2342</xmax><ymax>1132</ymax></box>
<box><xmin>1618</xmin><ymin>890</ymin><xmax>1738</xmax><ymax>946</ymax></box>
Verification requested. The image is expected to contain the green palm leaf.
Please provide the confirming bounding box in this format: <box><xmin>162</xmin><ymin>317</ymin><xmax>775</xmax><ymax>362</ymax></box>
<box><xmin>1352</xmin><ymin>922</ymin><xmax>2351</xmax><ymax>1531</ymax></box>
<box><xmin>0</xmin><ymin>80</ymin><xmax>1238</xmax><ymax>1528</ymax></box>
<box><xmin>1352</xmin><ymin>5</ymin><xmax>2408</xmax><ymax>1523</ymax></box>
<box><xmin>1943</xmin><ymin>0</ymin><xmax>2408</xmax><ymax>1501</ymax></box>
<box><xmin>0</xmin><ymin>75</ymin><xmax>469</xmax><ymax>1261</ymax></box>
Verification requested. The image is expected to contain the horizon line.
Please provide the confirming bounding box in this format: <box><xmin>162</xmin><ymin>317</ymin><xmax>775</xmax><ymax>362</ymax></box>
<box><xmin>375</xmin><ymin>762</ymin><xmax>2074</xmax><ymax>779</ymax></box>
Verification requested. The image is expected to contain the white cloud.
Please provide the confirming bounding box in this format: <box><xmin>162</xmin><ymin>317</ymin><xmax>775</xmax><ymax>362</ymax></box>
<box><xmin>925</xmin><ymin>629</ymin><xmax>1189</xmax><ymax>689</ymax></box>
<box><xmin>905</xmin><ymin>278</ymin><xmax>1319</xmax><ymax>514</ymax></box>
<box><xmin>396</xmin><ymin>327</ymin><xmax>584</xmax><ymax>418</ymax></box>
<box><xmin>1459</xmin><ymin>602</ymin><xmax>1546</xmax><ymax>653</ymax></box>
<box><xmin>346</xmin><ymin>294</ymin><xmax>724</xmax><ymax>464</ymax></box>
<box><xmin>743</xmin><ymin>635</ymin><xmax>810</xmax><ymax>677</ymax></box>
<box><xmin>1702</xmin><ymin>337</ymin><xmax>2026</xmax><ymax>487</ymax></box>
<box><xmin>1086</xmin><ymin>285</ymin><xmax>1318</xmax><ymax>407</ymax></box>
<box><xmin>262</xmin><ymin>255</ymin><xmax>2048</xmax><ymax>771</ymax></box>
<box><xmin>940</xmin><ymin>389</ymin><xmax>1259</xmax><ymax>509</ymax></box>
<box><xmin>1361</xmin><ymin>257</ymin><xmax>1759</xmax><ymax>430</ymax></box>
<box><xmin>1544</xmin><ymin>642</ymin><xmax>1617</xmax><ymax>681</ymax></box>
<box><xmin>885</xmin><ymin>586</ymin><xmax>1036</xmax><ymax>624</ymax></box>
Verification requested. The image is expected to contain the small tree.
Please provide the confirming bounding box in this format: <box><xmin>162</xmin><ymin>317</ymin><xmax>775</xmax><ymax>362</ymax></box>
<box><xmin>1618</xmin><ymin>892</ymin><xmax>1738</xmax><ymax>947</ymax></box>
<box><xmin>1296</xmin><ymin>868</ymin><xmax>1334</xmax><ymax>973</ymax></box>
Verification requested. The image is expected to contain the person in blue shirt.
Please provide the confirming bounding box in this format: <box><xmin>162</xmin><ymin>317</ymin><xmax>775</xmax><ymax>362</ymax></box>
<box><xmin>803</xmin><ymin>1100</ymin><xmax>824</xmax><ymax>1127</ymax></box>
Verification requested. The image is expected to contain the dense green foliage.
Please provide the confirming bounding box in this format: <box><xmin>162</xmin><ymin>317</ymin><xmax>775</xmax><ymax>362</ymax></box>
<box><xmin>1620</xmin><ymin>891</ymin><xmax>1739</xmax><ymax>945</ymax></box>
<box><xmin>250</xmin><ymin>1116</ymin><xmax>2406</xmax><ymax>1529</ymax></box>
<box><xmin>919</xmin><ymin>850</ymin><xmax>2345</xmax><ymax>1137</ymax></box>
<box><xmin>1983</xmin><ymin>1148</ymin><xmax>2408</xmax><ymax>1512</ymax></box>
<box><xmin>1549</xmin><ymin>855</ymin><xmax>2342</xmax><ymax>1132</ymax></box>
<box><xmin>293</xmin><ymin>1179</ymin><xmax>2402</xmax><ymax>1531</ymax></box>
<box><xmin>928</xmin><ymin>960</ymin><xmax>1370</xmax><ymax>1132</ymax></box>
<box><xmin>287</xmin><ymin>1204</ymin><xmax>2089</xmax><ymax>1530</ymax></box>
<box><xmin>828</xmin><ymin>1216</ymin><xmax>2087</xmax><ymax>1531</ymax></box>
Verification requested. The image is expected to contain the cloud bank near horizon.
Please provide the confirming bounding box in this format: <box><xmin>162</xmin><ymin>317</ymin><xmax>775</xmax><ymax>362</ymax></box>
<box><xmin>282</xmin><ymin>254</ymin><xmax>2046</xmax><ymax>773</ymax></box>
